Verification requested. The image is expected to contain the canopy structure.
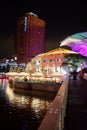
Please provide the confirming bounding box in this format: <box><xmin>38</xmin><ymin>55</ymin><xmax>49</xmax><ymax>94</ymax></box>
<box><xmin>17</xmin><ymin>72</ymin><xmax>30</xmax><ymax>76</ymax></box>
<box><xmin>33</xmin><ymin>48</ymin><xmax>77</xmax><ymax>61</ymax></box>
<box><xmin>70</xmin><ymin>32</ymin><xmax>87</xmax><ymax>39</ymax></box>
<box><xmin>60</xmin><ymin>36</ymin><xmax>81</xmax><ymax>47</ymax></box>
<box><xmin>45</xmin><ymin>47</ymin><xmax>78</xmax><ymax>55</ymax></box>
<box><xmin>60</xmin><ymin>32</ymin><xmax>87</xmax><ymax>57</ymax></box>
<box><xmin>35</xmin><ymin>53</ymin><xmax>47</xmax><ymax>58</ymax></box>
<box><xmin>5</xmin><ymin>72</ymin><xmax>18</xmax><ymax>76</ymax></box>
<box><xmin>31</xmin><ymin>72</ymin><xmax>44</xmax><ymax>77</ymax></box>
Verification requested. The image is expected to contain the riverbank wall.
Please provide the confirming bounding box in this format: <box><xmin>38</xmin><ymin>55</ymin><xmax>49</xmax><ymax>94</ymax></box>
<box><xmin>9</xmin><ymin>80</ymin><xmax>62</xmax><ymax>93</ymax></box>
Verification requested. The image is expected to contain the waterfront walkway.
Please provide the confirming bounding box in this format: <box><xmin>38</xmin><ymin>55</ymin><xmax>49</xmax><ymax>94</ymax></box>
<box><xmin>64</xmin><ymin>77</ymin><xmax>87</xmax><ymax>130</ymax></box>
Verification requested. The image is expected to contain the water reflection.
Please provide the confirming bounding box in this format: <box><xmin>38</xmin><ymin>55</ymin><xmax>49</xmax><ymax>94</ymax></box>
<box><xmin>6</xmin><ymin>85</ymin><xmax>52</xmax><ymax>114</ymax></box>
<box><xmin>0</xmin><ymin>79</ymin><xmax>56</xmax><ymax>130</ymax></box>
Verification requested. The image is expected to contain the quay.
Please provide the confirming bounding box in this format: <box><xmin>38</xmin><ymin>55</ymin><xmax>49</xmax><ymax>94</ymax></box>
<box><xmin>9</xmin><ymin>74</ymin><xmax>69</xmax><ymax>130</ymax></box>
<box><xmin>9</xmin><ymin>74</ymin><xmax>87</xmax><ymax>130</ymax></box>
<box><xmin>38</xmin><ymin>74</ymin><xmax>69</xmax><ymax>130</ymax></box>
<box><xmin>38</xmin><ymin>75</ymin><xmax>87</xmax><ymax>130</ymax></box>
<box><xmin>9</xmin><ymin>80</ymin><xmax>62</xmax><ymax>92</ymax></box>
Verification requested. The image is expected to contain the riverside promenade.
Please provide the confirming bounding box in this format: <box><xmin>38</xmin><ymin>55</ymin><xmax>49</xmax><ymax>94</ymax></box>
<box><xmin>64</xmin><ymin>76</ymin><xmax>87</xmax><ymax>130</ymax></box>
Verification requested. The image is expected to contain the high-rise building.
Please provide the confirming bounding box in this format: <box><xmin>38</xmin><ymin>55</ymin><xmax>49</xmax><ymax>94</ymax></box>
<box><xmin>16</xmin><ymin>12</ymin><xmax>46</xmax><ymax>63</ymax></box>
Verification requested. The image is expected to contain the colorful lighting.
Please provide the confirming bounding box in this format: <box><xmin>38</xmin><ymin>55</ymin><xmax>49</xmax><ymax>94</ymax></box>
<box><xmin>60</xmin><ymin>32</ymin><xmax>87</xmax><ymax>57</ymax></box>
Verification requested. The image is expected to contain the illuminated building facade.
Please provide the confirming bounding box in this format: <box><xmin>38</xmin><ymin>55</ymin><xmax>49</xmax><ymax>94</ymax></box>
<box><xmin>29</xmin><ymin>53</ymin><xmax>65</xmax><ymax>75</ymax></box>
<box><xmin>16</xmin><ymin>12</ymin><xmax>46</xmax><ymax>63</ymax></box>
<box><xmin>42</xmin><ymin>54</ymin><xmax>64</xmax><ymax>73</ymax></box>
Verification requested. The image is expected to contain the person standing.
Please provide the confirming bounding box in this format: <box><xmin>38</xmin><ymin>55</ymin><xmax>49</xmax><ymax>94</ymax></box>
<box><xmin>73</xmin><ymin>70</ymin><xmax>77</xmax><ymax>80</ymax></box>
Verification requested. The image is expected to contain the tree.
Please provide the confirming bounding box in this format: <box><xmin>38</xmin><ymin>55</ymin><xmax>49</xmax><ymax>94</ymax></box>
<box><xmin>61</xmin><ymin>54</ymin><xmax>87</xmax><ymax>72</ymax></box>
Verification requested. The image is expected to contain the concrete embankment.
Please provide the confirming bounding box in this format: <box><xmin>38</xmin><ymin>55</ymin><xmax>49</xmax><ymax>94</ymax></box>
<box><xmin>9</xmin><ymin>80</ymin><xmax>62</xmax><ymax>92</ymax></box>
<box><xmin>38</xmin><ymin>75</ymin><xmax>69</xmax><ymax>130</ymax></box>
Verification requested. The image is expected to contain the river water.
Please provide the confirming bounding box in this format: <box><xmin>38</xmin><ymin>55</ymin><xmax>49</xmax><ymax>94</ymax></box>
<box><xmin>0</xmin><ymin>79</ymin><xmax>57</xmax><ymax>130</ymax></box>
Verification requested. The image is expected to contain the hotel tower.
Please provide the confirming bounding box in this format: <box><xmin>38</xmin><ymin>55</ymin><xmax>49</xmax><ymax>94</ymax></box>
<box><xmin>16</xmin><ymin>12</ymin><xmax>46</xmax><ymax>63</ymax></box>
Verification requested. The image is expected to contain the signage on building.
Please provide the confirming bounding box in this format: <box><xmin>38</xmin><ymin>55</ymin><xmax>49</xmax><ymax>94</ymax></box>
<box><xmin>24</xmin><ymin>16</ymin><xmax>27</xmax><ymax>32</ymax></box>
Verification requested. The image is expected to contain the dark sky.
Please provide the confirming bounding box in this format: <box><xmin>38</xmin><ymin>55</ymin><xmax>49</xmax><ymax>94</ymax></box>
<box><xmin>0</xmin><ymin>0</ymin><xmax>87</xmax><ymax>59</ymax></box>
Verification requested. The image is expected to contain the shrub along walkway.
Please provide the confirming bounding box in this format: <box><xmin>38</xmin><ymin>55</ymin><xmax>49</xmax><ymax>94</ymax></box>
<box><xmin>64</xmin><ymin>77</ymin><xmax>87</xmax><ymax>130</ymax></box>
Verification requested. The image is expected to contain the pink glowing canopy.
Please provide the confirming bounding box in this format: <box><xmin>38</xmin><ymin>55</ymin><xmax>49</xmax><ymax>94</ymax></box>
<box><xmin>60</xmin><ymin>32</ymin><xmax>87</xmax><ymax>57</ymax></box>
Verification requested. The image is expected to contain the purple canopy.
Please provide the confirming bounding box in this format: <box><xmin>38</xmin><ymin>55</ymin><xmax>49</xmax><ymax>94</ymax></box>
<box><xmin>71</xmin><ymin>43</ymin><xmax>87</xmax><ymax>57</ymax></box>
<box><xmin>60</xmin><ymin>32</ymin><xmax>87</xmax><ymax>57</ymax></box>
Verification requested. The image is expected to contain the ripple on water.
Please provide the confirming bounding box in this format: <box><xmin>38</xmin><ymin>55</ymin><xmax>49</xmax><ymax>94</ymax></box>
<box><xmin>0</xmin><ymin>80</ymin><xmax>57</xmax><ymax>130</ymax></box>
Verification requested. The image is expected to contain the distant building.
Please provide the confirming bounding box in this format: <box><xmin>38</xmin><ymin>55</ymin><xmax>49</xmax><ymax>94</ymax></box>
<box><xmin>16</xmin><ymin>12</ymin><xmax>46</xmax><ymax>63</ymax></box>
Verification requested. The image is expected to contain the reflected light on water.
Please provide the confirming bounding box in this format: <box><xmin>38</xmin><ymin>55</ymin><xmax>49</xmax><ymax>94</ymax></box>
<box><xmin>6</xmin><ymin>85</ymin><xmax>30</xmax><ymax>108</ymax></box>
<box><xmin>0</xmin><ymin>80</ymin><xmax>56</xmax><ymax>130</ymax></box>
<box><xmin>5</xmin><ymin>84</ymin><xmax>50</xmax><ymax>112</ymax></box>
<box><xmin>31</xmin><ymin>98</ymin><xmax>50</xmax><ymax>113</ymax></box>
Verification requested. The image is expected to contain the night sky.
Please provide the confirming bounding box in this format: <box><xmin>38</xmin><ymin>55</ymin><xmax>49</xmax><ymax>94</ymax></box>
<box><xmin>0</xmin><ymin>0</ymin><xmax>87</xmax><ymax>59</ymax></box>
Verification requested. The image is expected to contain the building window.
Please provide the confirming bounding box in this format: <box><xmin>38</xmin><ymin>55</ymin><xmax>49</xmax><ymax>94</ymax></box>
<box><xmin>58</xmin><ymin>58</ymin><xmax>61</xmax><ymax>62</ymax></box>
<box><xmin>43</xmin><ymin>60</ymin><xmax>45</xmax><ymax>63</ymax></box>
<box><xmin>49</xmin><ymin>59</ymin><xmax>53</xmax><ymax>62</ymax></box>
